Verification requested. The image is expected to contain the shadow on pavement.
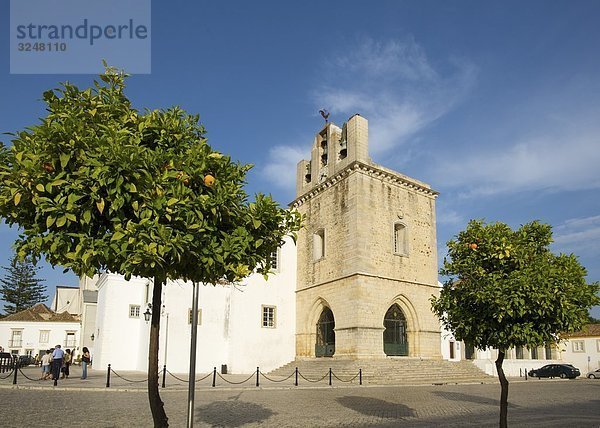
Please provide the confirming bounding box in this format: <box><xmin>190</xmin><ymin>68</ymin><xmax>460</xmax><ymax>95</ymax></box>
<box><xmin>336</xmin><ymin>396</ymin><xmax>415</xmax><ymax>418</ymax></box>
<box><xmin>195</xmin><ymin>400</ymin><xmax>275</xmax><ymax>427</ymax></box>
<box><xmin>431</xmin><ymin>391</ymin><xmax>520</xmax><ymax>408</ymax></box>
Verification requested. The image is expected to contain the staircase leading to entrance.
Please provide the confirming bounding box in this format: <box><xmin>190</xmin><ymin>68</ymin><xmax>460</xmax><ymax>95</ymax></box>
<box><xmin>268</xmin><ymin>358</ymin><xmax>495</xmax><ymax>385</ymax></box>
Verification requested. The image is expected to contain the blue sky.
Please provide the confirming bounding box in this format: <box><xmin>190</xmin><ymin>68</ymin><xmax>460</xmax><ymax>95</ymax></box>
<box><xmin>1</xmin><ymin>1</ymin><xmax>599</xmax><ymax>316</ymax></box>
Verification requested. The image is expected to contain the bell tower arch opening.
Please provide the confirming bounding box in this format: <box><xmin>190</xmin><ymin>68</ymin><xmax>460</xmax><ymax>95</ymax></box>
<box><xmin>315</xmin><ymin>307</ymin><xmax>335</xmax><ymax>357</ymax></box>
<box><xmin>383</xmin><ymin>304</ymin><xmax>408</xmax><ymax>356</ymax></box>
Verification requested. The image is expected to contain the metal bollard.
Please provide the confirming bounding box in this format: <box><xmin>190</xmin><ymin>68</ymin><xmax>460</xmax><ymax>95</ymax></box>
<box><xmin>162</xmin><ymin>365</ymin><xmax>166</xmax><ymax>388</ymax></box>
<box><xmin>329</xmin><ymin>368</ymin><xmax>332</xmax><ymax>386</ymax></box>
<box><xmin>359</xmin><ymin>368</ymin><xmax>362</xmax><ymax>385</ymax></box>
<box><xmin>295</xmin><ymin>367</ymin><xmax>298</xmax><ymax>387</ymax></box>
<box><xmin>212</xmin><ymin>367</ymin><xmax>216</xmax><ymax>387</ymax></box>
<box><xmin>106</xmin><ymin>364</ymin><xmax>111</xmax><ymax>388</ymax></box>
<box><xmin>256</xmin><ymin>367</ymin><xmax>259</xmax><ymax>387</ymax></box>
<box><xmin>525</xmin><ymin>368</ymin><xmax>528</xmax><ymax>380</ymax></box>
<box><xmin>13</xmin><ymin>365</ymin><xmax>18</xmax><ymax>385</ymax></box>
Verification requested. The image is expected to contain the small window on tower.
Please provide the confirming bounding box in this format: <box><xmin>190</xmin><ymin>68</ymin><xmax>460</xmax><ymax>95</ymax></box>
<box><xmin>304</xmin><ymin>161</ymin><xmax>312</xmax><ymax>184</ymax></box>
<box><xmin>313</xmin><ymin>229</ymin><xmax>325</xmax><ymax>261</ymax></box>
<box><xmin>393</xmin><ymin>222</ymin><xmax>408</xmax><ymax>256</ymax></box>
<box><xmin>320</xmin><ymin>136</ymin><xmax>328</xmax><ymax>166</ymax></box>
<box><xmin>339</xmin><ymin>123</ymin><xmax>348</xmax><ymax>160</ymax></box>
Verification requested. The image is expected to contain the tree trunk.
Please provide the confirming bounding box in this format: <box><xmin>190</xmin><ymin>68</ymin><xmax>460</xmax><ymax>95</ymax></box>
<box><xmin>148</xmin><ymin>277</ymin><xmax>169</xmax><ymax>427</ymax></box>
<box><xmin>495</xmin><ymin>349</ymin><xmax>509</xmax><ymax>428</ymax></box>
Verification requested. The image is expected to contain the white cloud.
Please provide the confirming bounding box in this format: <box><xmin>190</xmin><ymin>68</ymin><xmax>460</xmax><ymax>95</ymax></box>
<box><xmin>261</xmin><ymin>145</ymin><xmax>308</xmax><ymax>193</ymax></box>
<box><xmin>315</xmin><ymin>37</ymin><xmax>477</xmax><ymax>155</ymax></box>
<box><xmin>434</xmin><ymin>125</ymin><xmax>600</xmax><ymax>197</ymax></box>
<box><xmin>258</xmin><ymin>37</ymin><xmax>477</xmax><ymax>199</ymax></box>
<box><xmin>553</xmin><ymin>215</ymin><xmax>600</xmax><ymax>256</ymax></box>
<box><xmin>437</xmin><ymin>208</ymin><xmax>464</xmax><ymax>226</ymax></box>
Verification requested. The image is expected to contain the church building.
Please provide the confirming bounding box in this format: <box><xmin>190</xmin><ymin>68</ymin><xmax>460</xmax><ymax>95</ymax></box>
<box><xmin>292</xmin><ymin>114</ymin><xmax>441</xmax><ymax>360</ymax></box>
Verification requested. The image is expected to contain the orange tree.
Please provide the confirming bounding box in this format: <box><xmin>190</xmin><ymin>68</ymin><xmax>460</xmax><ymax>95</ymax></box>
<box><xmin>431</xmin><ymin>220</ymin><xmax>599</xmax><ymax>428</ymax></box>
<box><xmin>0</xmin><ymin>67</ymin><xmax>302</xmax><ymax>427</ymax></box>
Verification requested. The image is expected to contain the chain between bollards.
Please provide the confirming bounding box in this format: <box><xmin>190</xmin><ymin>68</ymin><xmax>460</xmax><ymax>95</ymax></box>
<box><xmin>95</xmin><ymin>364</ymin><xmax>364</xmax><ymax>389</ymax></box>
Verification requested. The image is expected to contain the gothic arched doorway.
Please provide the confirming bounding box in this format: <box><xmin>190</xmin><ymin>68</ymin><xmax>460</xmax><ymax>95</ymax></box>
<box><xmin>315</xmin><ymin>307</ymin><xmax>335</xmax><ymax>357</ymax></box>
<box><xmin>383</xmin><ymin>304</ymin><xmax>408</xmax><ymax>356</ymax></box>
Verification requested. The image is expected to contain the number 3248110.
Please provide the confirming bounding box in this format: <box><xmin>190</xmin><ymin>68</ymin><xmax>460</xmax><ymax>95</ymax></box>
<box><xmin>18</xmin><ymin>42</ymin><xmax>67</xmax><ymax>52</ymax></box>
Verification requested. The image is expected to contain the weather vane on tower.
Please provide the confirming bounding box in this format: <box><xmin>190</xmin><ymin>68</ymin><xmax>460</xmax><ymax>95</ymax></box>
<box><xmin>319</xmin><ymin>109</ymin><xmax>330</xmax><ymax>123</ymax></box>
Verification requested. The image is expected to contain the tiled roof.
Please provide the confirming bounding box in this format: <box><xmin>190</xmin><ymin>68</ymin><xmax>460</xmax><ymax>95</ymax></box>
<box><xmin>1</xmin><ymin>304</ymin><xmax>79</xmax><ymax>323</ymax></box>
<box><xmin>30</xmin><ymin>303</ymin><xmax>53</xmax><ymax>315</ymax></box>
<box><xmin>2</xmin><ymin>310</ymin><xmax>40</xmax><ymax>321</ymax></box>
<box><xmin>563</xmin><ymin>323</ymin><xmax>600</xmax><ymax>338</ymax></box>
<box><xmin>50</xmin><ymin>311</ymin><xmax>79</xmax><ymax>322</ymax></box>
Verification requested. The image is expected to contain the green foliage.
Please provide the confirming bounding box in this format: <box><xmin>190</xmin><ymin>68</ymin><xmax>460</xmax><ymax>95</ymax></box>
<box><xmin>431</xmin><ymin>220</ymin><xmax>599</xmax><ymax>351</ymax></box>
<box><xmin>0</xmin><ymin>66</ymin><xmax>303</xmax><ymax>285</ymax></box>
<box><xmin>0</xmin><ymin>255</ymin><xmax>47</xmax><ymax>315</ymax></box>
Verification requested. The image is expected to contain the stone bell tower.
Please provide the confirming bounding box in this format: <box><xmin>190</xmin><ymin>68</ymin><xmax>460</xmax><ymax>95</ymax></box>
<box><xmin>292</xmin><ymin>114</ymin><xmax>441</xmax><ymax>359</ymax></box>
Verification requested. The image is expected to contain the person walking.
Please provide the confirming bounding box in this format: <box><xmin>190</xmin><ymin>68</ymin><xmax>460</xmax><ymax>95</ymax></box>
<box><xmin>61</xmin><ymin>349</ymin><xmax>72</xmax><ymax>379</ymax></box>
<box><xmin>51</xmin><ymin>344</ymin><xmax>64</xmax><ymax>385</ymax></box>
<box><xmin>80</xmin><ymin>347</ymin><xmax>90</xmax><ymax>380</ymax></box>
<box><xmin>40</xmin><ymin>349</ymin><xmax>52</xmax><ymax>380</ymax></box>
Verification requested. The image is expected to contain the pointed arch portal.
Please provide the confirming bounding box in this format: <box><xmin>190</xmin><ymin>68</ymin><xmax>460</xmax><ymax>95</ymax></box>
<box><xmin>383</xmin><ymin>304</ymin><xmax>408</xmax><ymax>356</ymax></box>
<box><xmin>315</xmin><ymin>307</ymin><xmax>335</xmax><ymax>357</ymax></box>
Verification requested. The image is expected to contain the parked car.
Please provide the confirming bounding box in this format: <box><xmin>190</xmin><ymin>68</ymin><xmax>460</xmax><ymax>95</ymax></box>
<box><xmin>586</xmin><ymin>368</ymin><xmax>600</xmax><ymax>379</ymax></box>
<box><xmin>528</xmin><ymin>364</ymin><xmax>580</xmax><ymax>379</ymax></box>
<box><xmin>17</xmin><ymin>355</ymin><xmax>36</xmax><ymax>368</ymax></box>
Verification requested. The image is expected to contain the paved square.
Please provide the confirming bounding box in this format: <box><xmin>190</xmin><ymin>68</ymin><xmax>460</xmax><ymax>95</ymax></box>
<box><xmin>1</xmin><ymin>376</ymin><xmax>599</xmax><ymax>427</ymax></box>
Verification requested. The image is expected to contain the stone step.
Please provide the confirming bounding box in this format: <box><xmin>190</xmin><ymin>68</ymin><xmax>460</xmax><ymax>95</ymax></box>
<box><xmin>268</xmin><ymin>358</ymin><xmax>494</xmax><ymax>385</ymax></box>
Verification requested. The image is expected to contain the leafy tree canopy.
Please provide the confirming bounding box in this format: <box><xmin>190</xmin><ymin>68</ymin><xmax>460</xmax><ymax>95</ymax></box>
<box><xmin>0</xmin><ymin>255</ymin><xmax>46</xmax><ymax>315</ymax></box>
<box><xmin>432</xmin><ymin>220</ymin><xmax>599</xmax><ymax>351</ymax></box>
<box><xmin>0</xmin><ymin>65</ymin><xmax>303</xmax><ymax>427</ymax></box>
<box><xmin>0</xmin><ymin>66</ymin><xmax>302</xmax><ymax>285</ymax></box>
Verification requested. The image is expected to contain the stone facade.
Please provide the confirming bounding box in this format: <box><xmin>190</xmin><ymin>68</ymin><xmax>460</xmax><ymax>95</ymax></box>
<box><xmin>292</xmin><ymin>114</ymin><xmax>441</xmax><ymax>359</ymax></box>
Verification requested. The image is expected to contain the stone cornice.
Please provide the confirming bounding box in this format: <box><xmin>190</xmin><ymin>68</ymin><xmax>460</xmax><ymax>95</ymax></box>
<box><xmin>296</xmin><ymin>271</ymin><xmax>440</xmax><ymax>293</ymax></box>
<box><xmin>290</xmin><ymin>160</ymin><xmax>439</xmax><ymax>208</ymax></box>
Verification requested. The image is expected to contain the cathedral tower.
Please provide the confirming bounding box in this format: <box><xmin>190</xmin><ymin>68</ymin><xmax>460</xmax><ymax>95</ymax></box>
<box><xmin>292</xmin><ymin>114</ymin><xmax>441</xmax><ymax>359</ymax></box>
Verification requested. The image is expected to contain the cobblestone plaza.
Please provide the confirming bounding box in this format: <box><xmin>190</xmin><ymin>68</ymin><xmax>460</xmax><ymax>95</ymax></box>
<box><xmin>1</xmin><ymin>367</ymin><xmax>598</xmax><ymax>427</ymax></box>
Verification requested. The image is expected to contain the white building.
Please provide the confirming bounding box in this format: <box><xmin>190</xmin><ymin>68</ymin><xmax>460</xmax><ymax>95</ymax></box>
<box><xmin>558</xmin><ymin>324</ymin><xmax>600</xmax><ymax>375</ymax></box>
<box><xmin>92</xmin><ymin>236</ymin><xmax>297</xmax><ymax>374</ymax></box>
<box><xmin>0</xmin><ymin>303</ymin><xmax>80</xmax><ymax>359</ymax></box>
<box><xmin>440</xmin><ymin>323</ymin><xmax>563</xmax><ymax>377</ymax></box>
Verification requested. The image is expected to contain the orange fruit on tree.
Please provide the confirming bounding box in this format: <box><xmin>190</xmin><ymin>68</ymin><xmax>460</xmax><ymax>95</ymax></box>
<box><xmin>204</xmin><ymin>174</ymin><xmax>215</xmax><ymax>187</ymax></box>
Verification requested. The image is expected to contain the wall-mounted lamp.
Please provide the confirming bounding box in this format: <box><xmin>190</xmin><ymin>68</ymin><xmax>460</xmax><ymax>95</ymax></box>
<box><xmin>144</xmin><ymin>304</ymin><xmax>152</xmax><ymax>323</ymax></box>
